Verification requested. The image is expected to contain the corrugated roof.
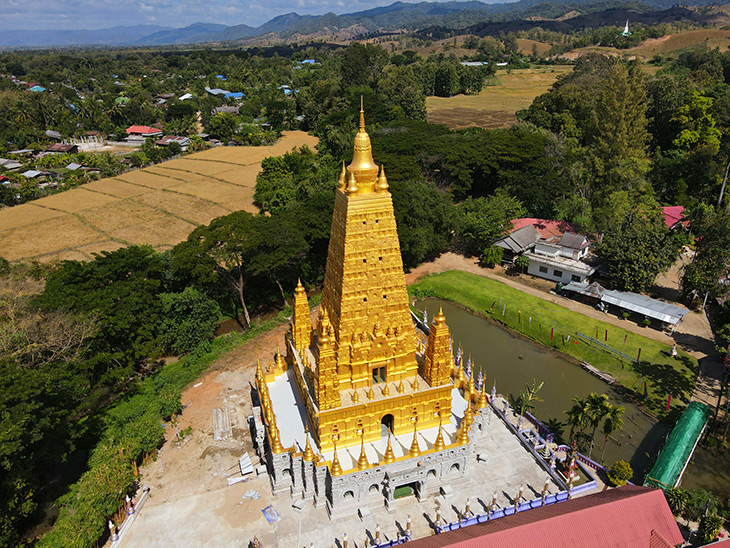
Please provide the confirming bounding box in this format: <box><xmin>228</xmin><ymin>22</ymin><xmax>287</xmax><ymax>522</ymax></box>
<box><xmin>405</xmin><ymin>486</ymin><xmax>683</xmax><ymax>548</ymax></box>
<box><xmin>601</xmin><ymin>290</ymin><xmax>689</xmax><ymax>325</ymax></box>
<box><xmin>560</xmin><ymin>232</ymin><xmax>589</xmax><ymax>250</ymax></box>
<box><xmin>661</xmin><ymin>206</ymin><xmax>685</xmax><ymax>229</ymax></box>
<box><xmin>496</xmin><ymin>225</ymin><xmax>541</xmax><ymax>253</ymax></box>
<box><xmin>511</xmin><ymin>218</ymin><xmax>579</xmax><ymax>239</ymax></box>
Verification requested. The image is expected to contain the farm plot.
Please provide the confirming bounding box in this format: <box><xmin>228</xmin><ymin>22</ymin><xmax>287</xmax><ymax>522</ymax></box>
<box><xmin>426</xmin><ymin>66</ymin><xmax>572</xmax><ymax>130</ymax></box>
<box><xmin>0</xmin><ymin>215</ymin><xmax>106</xmax><ymax>261</ymax></box>
<box><xmin>34</xmin><ymin>188</ymin><xmax>117</xmax><ymax>213</ymax></box>
<box><xmin>109</xmin><ymin>215</ymin><xmax>196</xmax><ymax>248</ymax></box>
<box><xmin>83</xmin><ymin>178</ymin><xmax>149</xmax><ymax>198</ymax></box>
<box><xmin>78</xmin><ymin>200</ymin><xmax>169</xmax><ymax>234</ymax></box>
<box><xmin>0</xmin><ymin>203</ymin><xmax>65</xmax><ymax>232</ymax></box>
<box><xmin>117</xmin><ymin>170</ymin><xmax>183</xmax><ymax>190</ymax></box>
<box><xmin>215</xmin><ymin>165</ymin><xmax>260</xmax><ymax>188</ymax></box>
<box><xmin>134</xmin><ymin>190</ymin><xmax>232</xmax><ymax>225</ymax></box>
<box><xmin>158</xmin><ymin>158</ymin><xmax>236</xmax><ymax>176</ymax></box>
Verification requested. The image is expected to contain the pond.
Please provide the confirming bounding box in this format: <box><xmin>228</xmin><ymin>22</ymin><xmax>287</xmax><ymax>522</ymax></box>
<box><xmin>415</xmin><ymin>299</ymin><xmax>669</xmax><ymax>481</ymax></box>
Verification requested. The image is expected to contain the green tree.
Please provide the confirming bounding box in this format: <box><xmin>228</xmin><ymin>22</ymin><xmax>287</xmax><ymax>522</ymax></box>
<box><xmin>585</xmin><ymin>393</ymin><xmax>610</xmax><ymax>458</ymax></box>
<box><xmin>607</xmin><ymin>459</ymin><xmax>633</xmax><ymax>486</ymax></box>
<box><xmin>682</xmin><ymin>206</ymin><xmax>730</xmax><ymax>304</ymax></box>
<box><xmin>566</xmin><ymin>396</ymin><xmax>590</xmax><ymax>444</ymax></box>
<box><xmin>206</xmin><ymin>112</ymin><xmax>238</xmax><ymax>142</ymax></box>
<box><xmin>600</xmin><ymin>404</ymin><xmax>624</xmax><ymax>463</ymax></box>
<box><xmin>340</xmin><ymin>43</ymin><xmax>388</xmax><ymax>88</ymax></box>
<box><xmin>159</xmin><ymin>287</ymin><xmax>220</xmax><ymax>355</ymax></box>
<box><xmin>672</xmin><ymin>91</ymin><xmax>721</xmax><ymax>156</ymax></box>
<box><xmin>698</xmin><ymin>514</ymin><xmax>725</xmax><ymax>544</ymax></box>
<box><xmin>457</xmin><ymin>190</ymin><xmax>526</xmax><ymax>257</ymax></box>
<box><xmin>664</xmin><ymin>487</ymin><xmax>689</xmax><ymax>519</ymax></box>
<box><xmin>514</xmin><ymin>254</ymin><xmax>530</xmax><ymax>273</ymax></box>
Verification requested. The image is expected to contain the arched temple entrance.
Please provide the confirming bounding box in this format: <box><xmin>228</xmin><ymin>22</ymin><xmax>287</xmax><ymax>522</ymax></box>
<box><xmin>381</xmin><ymin>414</ymin><xmax>394</xmax><ymax>436</ymax></box>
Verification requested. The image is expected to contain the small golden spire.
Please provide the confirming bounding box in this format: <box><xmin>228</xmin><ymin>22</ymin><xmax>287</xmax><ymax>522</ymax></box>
<box><xmin>433</xmin><ymin>417</ymin><xmax>446</xmax><ymax>452</ymax></box>
<box><xmin>346</xmin><ymin>168</ymin><xmax>359</xmax><ymax>194</ymax></box>
<box><xmin>338</xmin><ymin>161</ymin><xmax>346</xmax><ymax>190</ymax></box>
<box><xmin>367</xmin><ymin>380</ymin><xmax>375</xmax><ymax>400</ymax></box>
<box><xmin>463</xmin><ymin>404</ymin><xmax>474</xmax><ymax>430</ymax></box>
<box><xmin>359</xmin><ymin>95</ymin><xmax>365</xmax><ymax>131</ymax></box>
<box><xmin>352</xmin><ymin>389</ymin><xmax>359</xmax><ymax>404</ymax></box>
<box><xmin>256</xmin><ymin>354</ymin><xmax>264</xmax><ymax>382</ymax></box>
<box><xmin>383</xmin><ymin>430</ymin><xmax>396</xmax><ymax>464</ymax></box>
<box><xmin>413</xmin><ymin>371</ymin><xmax>419</xmax><ymax>391</ymax></box>
<box><xmin>467</xmin><ymin>371</ymin><xmax>476</xmax><ymax>401</ymax></box>
<box><xmin>435</xmin><ymin>306</ymin><xmax>446</xmax><ymax>325</ymax></box>
<box><xmin>357</xmin><ymin>434</ymin><xmax>369</xmax><ymax>470</ymax></box>
<box><xmin>478</xmin><ymin>382</ymin><xmax>488</xmax><ymax>409</ymax></box>
<box><xmin>303</xmin><ymin>426</ymin><xmax>314</xmax><ymax>462</ymax></box>
<box><xmin>295</xmin><ymin>278</ymin><xmax>305</xmax><ymax>294</ymax></box>
<box><xmin>409</xmin><ymin>422</ymin><xmax>421</xmax><ymax>457</ymax></box>
<box><xmin>331</xmin><ymin>440</ymin><xmax>343</xmax><ymax>476</ymax></box>
<box><xmin>397</xmin><ymin>377</ymin><xmax>405</xmax><ymax>394</ymax></box>
<box><xmin>382</xmin><ymin>382</ymin><xmax>390</xmax><ymax>397</ymax></box>
<box><xmin>457</xmin><ymin>422</ymin><xmax>470</xmax><ymax>445</ymax></box>
<box><xmin>377</xmin><ymin>164</ymin><xmax>389</xmax><ymax>191</ymax></box>
<box><xmin>275</xmin><ymin>344</ymin><xmax>286</xmax><ymax>371</ymax></box>
<box><xmin>271</xmin><ymin>425</ymin><xmax>285</xmax><ymax>453</ymax></box>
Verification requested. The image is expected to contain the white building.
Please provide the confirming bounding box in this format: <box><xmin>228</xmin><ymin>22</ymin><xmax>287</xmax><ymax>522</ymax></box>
<box><xmin>524</xmin><ymin>232</ymin><xmax>596</xmax><ymax>284</ymax></box>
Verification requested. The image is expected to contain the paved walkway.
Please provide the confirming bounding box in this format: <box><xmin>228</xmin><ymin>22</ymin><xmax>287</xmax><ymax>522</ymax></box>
<box><xmin>405</xmin><ymin>253</ymin><xmax>725</xmax><ymax>411</ymax></box>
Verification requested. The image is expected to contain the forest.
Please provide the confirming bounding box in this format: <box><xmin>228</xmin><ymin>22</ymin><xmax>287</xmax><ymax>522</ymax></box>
<box><xmin>1</xmin><ymin>33</ymin><xmax>730</xmax><ymax>546</ymax></box>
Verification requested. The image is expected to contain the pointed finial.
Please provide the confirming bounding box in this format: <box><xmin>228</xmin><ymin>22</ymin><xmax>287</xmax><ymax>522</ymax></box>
<box><xmin>433</xmin><ymin>416</ymin><xmax>446</xmax><ymax>452</ymax></box>
<box><xmin>352</xmin><ymin>389</ymin><xmax>359</xmax><ymax>404</ymax></box>
<box><xmin>413</xmin><ymin>371</ymin><xmax>419</xmax><ymax>391</ymax></box>
<box><xmin>435</xmin><ymin>306</ymin><xmax>446</xmax><ymax>325</ymax></box>
<box><xmin>256</xmin><ymin>354</ymin><xmax>264</xmax><ymax>382</ymax></box>
<box><xmin>295</xmin><ymin>278</ymin><xmax>305</xmax><ymax>294</ymax></box>
<box><xmin>303</xmin><ymin>426</ymin><xmax>314</xmax><ymax>461</ymax></box>
<box><xmin>478</xmin><ymin>382</ymin><xmax>488</xmax><ymax>409</ymax></box>
<box><xmin>346</xmin><ymin>169</ymin><xmax>359</xmax><ymax>194</ymax></box>
<box><xmin>383</xmin><ymin>430</ymin><xmax>395</xmax><ymax>464</ymax></box>
<box><xmin>409</xmin><ymin>421</ymin><xmax>421</xmax><ymax>457</ymax></box>
<box><xmin>377</xmin><ymin>164</ymin><xmax>389</xmax><ymax>191</ymax></box>
<box><xmin>463</xmin><ymin>404</ymin><xmax>474</xmax><ymax>430</ymax></box>
<box><xmin>275</xmin><ymin>344</ymin><xmax>285</xmax><ymax>371</ymax></box>
<box><xmin>457</xmin><ymin>421</ymin><xmax>470</xmax><ymax>445</ymax></box>
<box><xmin>382</xmin><ymin>381</ymin><xmax>390</xmax><ymax>397</ymax></box>
<box><xmin>331</xmin><ymin>440</ymin><xmax>343</xmax><ymax>476</ymax></box>
<box><xmin>271</xmin><ymin>425</ymin><xmax>285</xmax><ymax>453</ymax></box>
<box><xmin>359</xmin><ymin>95</ymin><xmax>365</xmax><ymax>131</ymax></box>
<box><xmin>338</xmin><ymin>161</ymin><xmax>346</xmax><ymax>190</ymax></box>
<box><xmin>397</xmin><ymin>377</ymin><xmax>405</xmax><ymax>394</ymax></box>
<box><xmin>367</xmin><ymin>380</ymin><xmax>375</xmax><ymax>400</ymax></box>
<box><xmin>357</xmin><ymin>433</ymin><xmax>369</xmax><ymax>470</ymax></box>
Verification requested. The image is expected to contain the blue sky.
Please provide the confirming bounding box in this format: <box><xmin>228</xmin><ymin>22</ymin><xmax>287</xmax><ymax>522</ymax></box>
<box><xmin>0</xmin><ymin>0</ymin><xmax>490</xmax><ymax>31</ymax></box>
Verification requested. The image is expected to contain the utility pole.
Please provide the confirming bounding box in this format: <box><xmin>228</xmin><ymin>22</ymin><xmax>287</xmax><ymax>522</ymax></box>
<box><xmin>718</xmin><ymin>161</ymin><xmax>730</xmax><ymax>209</ymax></box>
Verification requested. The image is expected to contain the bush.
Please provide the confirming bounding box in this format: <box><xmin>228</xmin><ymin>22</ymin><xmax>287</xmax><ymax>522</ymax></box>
<box><xmin>607</xmin><ymin>460</ymin><xmax>633</xmax><ymax>486</ymax></box>
<box><xmin>698</xmin><ymin>514</ymin><xmax>724</xmax><ymax>544</ymax></box>
<box><xmin>480</xmin><ymin>246</ymin><xmax>503</xmax><ymax>268</ymax></box>
<box><xmin>159</xmin><ymin>288</ymin><xmax>221</xmax><ymax>355</ymax></box>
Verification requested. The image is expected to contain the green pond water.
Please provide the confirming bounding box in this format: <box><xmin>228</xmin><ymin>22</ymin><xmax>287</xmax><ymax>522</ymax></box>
<box><xmin>416</xmin><ymin>299</ymin><xmax>670</xmax><ymax>482</ymax></box>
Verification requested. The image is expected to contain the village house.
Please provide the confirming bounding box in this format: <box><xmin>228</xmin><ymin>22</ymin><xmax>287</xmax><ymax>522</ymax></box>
<box><xmin>496</xmin><ymin>218</ymin><xmax>597</xmax><ymax>285</ymax></box>
<box><xmin>44</xmin><ymin>143</ymin><xmax>79</xmax><ymax>154</ymax></box>
<box><xmin>155</xmin><ymin>135</ymin><xmax>190</xmax><ymax>149</ymax></box>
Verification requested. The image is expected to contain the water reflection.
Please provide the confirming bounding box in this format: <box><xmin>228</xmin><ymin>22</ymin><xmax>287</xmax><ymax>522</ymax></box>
<box><xmin>416</xmin><ymin>299</ymin><xmax>669</xmax><ymax>480</ymax></box>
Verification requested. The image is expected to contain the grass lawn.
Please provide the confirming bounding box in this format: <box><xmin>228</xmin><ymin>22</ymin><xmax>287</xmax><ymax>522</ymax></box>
<box><xmin>409</xmin><ymin>271</ymin><xmax>698</xmax><ymax>417</ymax></box>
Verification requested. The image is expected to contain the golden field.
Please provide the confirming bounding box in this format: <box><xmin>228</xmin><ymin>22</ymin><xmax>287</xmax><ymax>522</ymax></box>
<box><xmin>0</xmin><ymin>131</ymin><xmax>318</xmax><ymax>262</ymax></box>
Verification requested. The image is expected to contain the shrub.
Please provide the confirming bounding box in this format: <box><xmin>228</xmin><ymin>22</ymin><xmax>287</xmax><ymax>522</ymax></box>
<box><xmin>607</xmin><ymin>460</ymin><xmax>633</xmax><ymax>486</ymax></box>
<box><xmin>480</xmin><ymin>246</ymin><xmax>503</xmax><ymax>268</ymax></box>
<box><xmin>159</xmin><ymin>288</ymin><xmax>221</xmax><ymax>355</ymax></box>
<box><xmin>698</xmin><ymin>514</ymin><xmax>724</xmax><ymax>544</ymax></box>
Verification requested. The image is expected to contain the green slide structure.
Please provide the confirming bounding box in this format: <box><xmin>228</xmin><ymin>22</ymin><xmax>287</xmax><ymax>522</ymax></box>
<box><xmin>644</xmin><ymin>401</ymin><xmax>711</xmax><ymax>490</ymax></box>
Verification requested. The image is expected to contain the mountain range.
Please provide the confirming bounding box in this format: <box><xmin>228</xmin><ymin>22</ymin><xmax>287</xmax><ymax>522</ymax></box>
<box><xmin>0</xmin><ymin>0</ymin><xmax>723</xmax><ymax>48</ymax></box>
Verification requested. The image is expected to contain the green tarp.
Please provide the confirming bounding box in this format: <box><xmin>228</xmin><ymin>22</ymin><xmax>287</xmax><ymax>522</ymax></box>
<box><xmin>644</xmin><ymin>401</ymin><xmax>710</xmax><ymax>489</ymax></box>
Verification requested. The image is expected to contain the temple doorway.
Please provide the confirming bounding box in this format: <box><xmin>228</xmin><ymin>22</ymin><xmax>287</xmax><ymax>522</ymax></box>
<box><xmin>393</xmin><ymin>482</ymin><xmax>419</xmax><ymax>499</ymax></box>
<box><xmin>381</xmin><ymin>414</ymin><xmax>394</xmax><ymax>436</ymax></box>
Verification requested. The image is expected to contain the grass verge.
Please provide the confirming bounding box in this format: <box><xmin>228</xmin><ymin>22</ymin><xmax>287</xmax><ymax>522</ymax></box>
<box><xmin>409</xmin><ymin>271</ymin><xmax>697</xmax><ymax>417</ymax></box>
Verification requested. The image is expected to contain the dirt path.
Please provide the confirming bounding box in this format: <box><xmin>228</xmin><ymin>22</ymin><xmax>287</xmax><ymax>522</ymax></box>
<box><xmin>406</xmin><ymin>252</ymin><xmax>724</xmax><ymax>410</ymax></box>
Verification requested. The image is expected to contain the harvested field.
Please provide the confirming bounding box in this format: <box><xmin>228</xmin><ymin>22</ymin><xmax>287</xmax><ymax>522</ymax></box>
<box><xmin>78</xmin><ymin>200</ymin><xmax>168</xmax><ymax>233</ymax></box>
<box><xmin>0</xmin><ymin>204</ymin><xmax>64</xmax><ymax>231</ymax></box>
<box><xmin>34</xmin><ymin>188</ymin><xmax>117</xmax><ymax>213</ymax></box>
<box><xmin>134</xmin><ymin>190</ymin><xmax>232</xmax><ymax>225</ymax></box>
<box><xmin>0</xmin><ymin>131</ymin><xmax>317</xmax><ymax>262</ymax></box>
<box><xmin>0</xmin><ymin>216</ymin><xmax>106</xmax><ymax>261</ymax></box>
<box><xmin>83</xmin><ymin>178</ymin><xmax>148</xmax><ymax>198</ymax></box>
<box><xmin>517</xmin><ymin>38</ymin><xmax>552</xmax><ymax>55</ymax></box>
<box><xmin>426</xmin><ymin>66</ymin><xmax>572</xmax><ymax>130</ymax></box>
<box><xmin>110</xmin><ymin>215</ymin><xmax>196</xmax><ymax>247</ymax></box>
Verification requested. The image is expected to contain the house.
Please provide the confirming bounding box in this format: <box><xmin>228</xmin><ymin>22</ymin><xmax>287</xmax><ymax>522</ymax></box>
<box><xmin>65</xmin><ymin>163</ymin><xmax>82</xmax><ymax>171</ymax></box>
<box><xmin>205</xmin><ymin>86</ymin><xmax>231</xmax><ymax>96</ymax></box>
<box><xmin>28</xmin><ymin>85</ymin><xmax>46</xmax><ymax>92</ymax></box>
<box><xmin>211</xmin><ymin>105</ymin><xmax>239</xmax><ymax>115</ymax></box>
<box><xmin>404</xmin><ymin>485</ymin><xmax>683</xmax><ymax>548</ymax></box>
<box><xmin>21</xmin><ymin>170</ymin><xmax>46</xmax><ymax>179</ymax></box>
<box><xmin>661</xmin><ymin>206</ymin><xmax>686</xmax><ymax>230</ymax></box>
<box><xmin>524</xmin><ymin>232</ymin><xmax>595</xmax><ymax>284</ymax></box>
<box><xmin>511</xmin><ymin>217</ymin><xmax>578</xmax><ymax>239</ymax></box>
<box><xmin>0</xmin><ymin>175</ymin><xmax>9</xmax><ymax>184</ymax></box>
<box><xmin>496</xmin><ymin>224</ymin><xmax>541</xmax><ymax>259</ymax></box>
<box><xmin>126</xmin><ymin>126</ymin><xmax>163</xmax><ymax>138</ymax></box>
<box><xmin>179</xmin><ymin>93</ymin><xmax>193</xmax><ymax>101</ymax></box>
<box><xmin>0</xmin><ymin>159</ymin><xmax>24</xmax><ymax>171</ymax></box>
<box><xmin>156</xmin><ymin>93</ymin><xmax>175</xmax><ymax>100</ymax></box>
<box><xmin>45</xmin><ymin>130</ymin><xmax>62</xmax><ymax>140</ymax></box>
<box><xmin>9</xmin><ymin>149</ymin><xmax>34</xmax><ymax>156</ymax></box>
<box><xmin>460</xmin><ymin>61</ymin><xmax>488</xmax><ymax>66</ymax></box>
<box><xmin>224</xmin><ymin>91</ymin><xmax>243</xmax><ymax>100</ymax></box>
<box><xmin>155</xmin><ymin>135</ymin><xmax>190</xmax><ymax>149</ymax></box>
<box><xmin>44</xmin><ymin>143</ymin><xmax>79</xmax><ymax>154</ymax></box>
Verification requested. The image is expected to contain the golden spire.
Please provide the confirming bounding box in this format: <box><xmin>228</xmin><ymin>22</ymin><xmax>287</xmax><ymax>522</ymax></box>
<box><xmin>357</xmin><ymin>433</ymin><xmax>369</xmax><ymax>470</ymax></box>
<box><xmin>377</xmin><ymin>164</ymin><xmax>389</xmax><ymax>192</ymax></box>
<box><xmin>303</xmin><ymin>426</ymin><xmax>314</xmax><ymax>462</ymax></box>
<box><xmin>467</xmin><ymin>370</ymin><xmax>476</xmax><ymax>401</ymax></box>
<box><xmin>409</xmin><ymin>422</ymin><xmax>421</xmax><ymax>457</ymax></box>
<box><xmin>433</xmin><ymin>417</ymin><xmax>446</xmax><ymax>452</ymax></box>
<box><xmin>347</xmin><ymin>97</ymin><xmax>378</xmax><ymax>191</ymax></box>
<box><xmin>338</xmin><ymin>161</ymin><xmax>346</xmax><ymax>190</ymax></box>
<box><xmin>463</xmin><ymin>404</ymin><xmax>474</xmax><ymax>430</ymax></box>
<box><xmin>478</xmin><ymin>382</ymin><xmax>488</xmax><ymax>409</ymax></box>
<box><xmin>457</xmin><ymin>422</ymin><xmax>470</xmax><ymax>445</ymax></box>
<box><xmin>383</xmin><ymin>430</ymin><xmax>396</xmax><ymax>464</ymax></box>
<box><xmin>275</xmin><ymin>344</ymin><xmax>286</xmax><ymax>372</ymax></box>
<box><xmin>382</xmin><ymin>381</ymin><xmax>390</xmax><ymax>397</ymax></box>
<box><xmin>256</xmin><ymin>354</ymin><xmax>264</xmax><ymax>383</ymax></box>
<box><xmin>413</xmin><ymin>371</ymin><xmax>419</xmax><ymax>391</ymax></box>
<box><xmin>352</xmin><ymin>389</ymin><xmax>359</xmax><ymax>404</ymax></box>
<box><xmin>397</xmin><ymin>377</ymin><xmax>405</xmax><ymax>394</ymax></box>
<box><xmin>367</xmin><ymin>380</ymin><xmax>375</xmax><ymax>400</ymax></box>
<box><xmin>295</xmin><ymin>278</ymin><xmax>305</xmax><ymax>294</ymax></box>
<box><xmin>331</xmin><ymin>440</ymin><xmax>343</xmax><ymax>476</ymax></box>
<box><xmin>435</xmin><ymin>306</ymin><xmax>446</xmax><ymax>325</ymax></box>
<box><xmin>271</xmin><ymin>425</ymin><xmax>285</xmax><ymax>453</ymax></box>
<box><xmin>346</xmin><ymin>169</ymin><xmax>359</xmax><ymax>195</ymax></box>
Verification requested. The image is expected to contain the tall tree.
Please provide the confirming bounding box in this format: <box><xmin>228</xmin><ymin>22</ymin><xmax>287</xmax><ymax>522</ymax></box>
<box><xmin>585</xmin><ymin>393</ymin><xmax>610</xmax><ymax>458</ymax></box>
<box><xmin>600</xmin><ymin>404</ymin><xmax>624</xmax><ymax>463</ymax></box>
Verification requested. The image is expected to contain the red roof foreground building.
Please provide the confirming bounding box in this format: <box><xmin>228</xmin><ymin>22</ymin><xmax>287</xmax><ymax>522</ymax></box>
<box><xmin>126</xmin><ymin>125</ymin><xmax>163</xmax><ymax>136</ymax></box>
<box><xmin>510</xmin><ymin>218</ymin><xmax>579</xmax><ymax>239</ymax></box>
<box><xmin>406</xmin><ymin>486</ymin><xmax>683</xmax><ymax>548</ymax></box>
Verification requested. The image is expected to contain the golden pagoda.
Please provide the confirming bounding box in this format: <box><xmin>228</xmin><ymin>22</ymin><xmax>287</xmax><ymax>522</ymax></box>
<box><xmin>289</xmin><ymin>102</ymin><xmax>454</xmax><ymax>455</ymax></box>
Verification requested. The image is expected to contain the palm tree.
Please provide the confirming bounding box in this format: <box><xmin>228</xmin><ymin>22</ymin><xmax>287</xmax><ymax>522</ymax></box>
<box><xmin>599</xmin><ymin>405</ymin><xmax>624</xmax><ymax>463</ymax></box>
<box><xmin>545</xmin><ymin>418</ymin><xmax>566</xmax><ymax>445</ymax></box>
<box><xmin>586</xmin><ymin>393</ymin><xmax>610</xmax><ymax>458</ymax></box>
<box><xmin>565</xmin><ymin>396</ymin><xmax>589</xmax><ymax>444</ymax></box>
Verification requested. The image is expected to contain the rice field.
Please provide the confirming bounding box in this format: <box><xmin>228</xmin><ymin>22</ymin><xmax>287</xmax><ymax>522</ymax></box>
<box><xmin>0</xmin><ymin>130</ymin><xmax>318</xmax><ymax>262</ymax></box>
<box><xmin>426</xmin><ymin>66</ymin><xmax>573</xmax><ymax>130</ymax></box>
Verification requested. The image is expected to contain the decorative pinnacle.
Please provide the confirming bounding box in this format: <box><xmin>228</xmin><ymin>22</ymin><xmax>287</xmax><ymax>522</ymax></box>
<box><xmin>433</xmin><ymin>417</ymin><xmax>446</xmax><ymax>452</ymax></box>
<box><xmin>346</xmin><ymin>169</ymin><xmax>359</xmax><ymax>194</ymax></box>
<box><xmin>303</xmin><ymin>426</ymin><xmax>314</xmax><ymax>462</ymax></box>
<box><xmin>357</xmin><ymin>433</ymin><xmax>369</xmax><ymax>470</ymax></box>
<box><xmin>409</xmin><ymin>421</ymin><xmax>421</xmax><ymax>457</ymax></box>
<box><xmin>435</xmin><ymin>306</ymin><xmax>446</xmax><ymax>325</ymax></box>
<box><xmin>413</xmin><ymin>371</ymin><xmax>419</xmax><ymax>391</ymax></box>
<box><xmin>377</xmin><ymin>164</ymin><xmax>389</xmax><ymax>191</ymax></box>
<box><xmin>478</xmin><ymin>382</ymin><xmax>488</xmax><ymax>409</ymax></box>
<box><xmin>457</xmin><ymin>421</ymin><xmax>470</xmax><ymax>445</ymax></box>
<box><xmin>359</xmin><ymin>95</ymin><xmax>365</xmax><ymax>131</ymax></box>
<box><xmin>463</xmin><ymin>404</ymin><xmax>474</xmax><ymax>430</ymax></box>
<box><xmin>331</xmin><ymin>440</ymin><xmax>343</xmax><ymax>476</ymax></box>
<box><xmin>397</xmin><ymin>377</ymin><xmax>405</xmax><ymax>394</ymax></box>
<box><xmin>367</xmin><ymin>380</ymin><xmax>375</xmax><ymax>400</ymax></box>
<box><xmin>295</xmin><ymin>278</ymin><xmax>305</xmax><ymax>294</ymax></box>
<box><xmin>338</xmin><ymin>161</ymin><xmax>346</xmax><ymax>190</ymax></box>
<box><xmin>275</xmin><ymin>344</ymin><xmax>285</xmax><ymax>370</ymax></box>
<box><xmin>271</xmin><ymin>425</ymin><xmax>285</xmax><ymax>453</ymax></box>
<box><xmin>383</xmin><ymin>430</ymin><xmax>396</xmax><ymax>464</ymax></box>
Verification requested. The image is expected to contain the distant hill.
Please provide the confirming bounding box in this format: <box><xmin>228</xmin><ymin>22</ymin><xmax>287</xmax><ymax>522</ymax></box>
<box><xmin>0</xmin><ymin>0</ymin><xmax>726</xmax><ymax>48</ymax></box>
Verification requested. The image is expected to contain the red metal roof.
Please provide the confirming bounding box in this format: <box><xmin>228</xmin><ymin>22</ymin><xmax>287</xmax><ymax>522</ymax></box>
<box><xmin>510</xmin><ymin>218</ymin><xmax>579</xmax><ymax>239</ymax></box>
<box><xmin>405</xmin><ymin>486</ymin><xmax>683</xmax><ymax>548</ymax></box>
<box><xmin>126</xmin><ymin>125</ymin><xmax>162</xmax><ymax>135</ymax></box>
<box><xmin>661</xmin><ymin>206</ymin><xmax>685</xmax><ymax>229</ymax></box>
